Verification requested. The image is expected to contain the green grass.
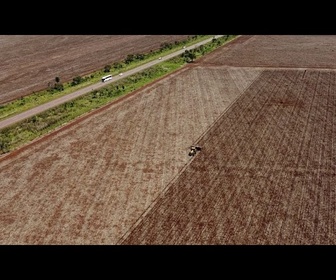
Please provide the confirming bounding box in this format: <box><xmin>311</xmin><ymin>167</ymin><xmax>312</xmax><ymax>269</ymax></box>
<box><xmin>0</xmin><ymin>35</ymin><xmax>213</xmax><ymax>121</ymax></box>
<box><xmin>0</xmin><ymin>35</ymin><xmax>237</xmax><ymax>155</ymax></box>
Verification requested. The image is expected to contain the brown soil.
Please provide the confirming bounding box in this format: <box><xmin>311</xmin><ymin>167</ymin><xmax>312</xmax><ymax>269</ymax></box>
<box><xmin>121</xmin><ymin>68</ymin><xmax>336</xmax><ymax>244</ymax></box>
<box><xmin>0</xmin><ymin>35</ymin><xmax>190</xmax><ymax>105</ymax></box>
<box><xmin>198</xmin><ymin>35</ymin><xmax>336</xmax><ymax>69</ymax></box>
<box><xmin>1</xmin><ymin>35</ymin><xmax>336</xmax><ymax>245</ymax></box>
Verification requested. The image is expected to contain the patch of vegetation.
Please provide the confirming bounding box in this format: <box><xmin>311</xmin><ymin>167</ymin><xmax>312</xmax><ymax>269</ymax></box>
<box><xmin>0</xmin><ymin>35</ymin><xmax>212</xmax><ymax>122</ymax></box>
<box><xmin>0</xmin><ymin>35</ymin><xmax>237</xmax><ymax>155</ymax></box>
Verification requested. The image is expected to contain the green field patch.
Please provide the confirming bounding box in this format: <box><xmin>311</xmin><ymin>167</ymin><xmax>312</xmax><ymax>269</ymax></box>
<box><xmin>0</xmin><ymin>35</ymin><xmax>236</xmax><ymax>155</ymax></box>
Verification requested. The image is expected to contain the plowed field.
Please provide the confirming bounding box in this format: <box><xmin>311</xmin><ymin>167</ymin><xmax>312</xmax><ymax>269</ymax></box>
<box><xmin>0</xmin><ymin>35</ymin><xmax>190</xmax><ymax>104</ymax></box>
<box><xmin>1</xmin><ymin>35</ymin><xmax>336</xmax><ymax>244</ymax></box>
<box><xmin>121</xmin><ymin>69</ymin><xmax>336</xmax><ymax>244</ymax></box>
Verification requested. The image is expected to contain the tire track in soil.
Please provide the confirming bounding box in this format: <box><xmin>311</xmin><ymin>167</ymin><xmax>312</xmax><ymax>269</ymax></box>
<box><xmin>120</xmin><ymin>69</ymin><xmax>336</xmax><ymax>244</ymax></box>
<box><xmin>118</xmin><ymin>67</ymin><xmax>253</xmax><ymax>243</ymax></box>
<box><xmin>1</xmin><ymin>64</ymin><xmax>248</xmax><ymax>244</ymax></box>
<box><xmin>118</xmin><ymin>68</ymin><xmax>269</xmax><ymax>244</ymax></box>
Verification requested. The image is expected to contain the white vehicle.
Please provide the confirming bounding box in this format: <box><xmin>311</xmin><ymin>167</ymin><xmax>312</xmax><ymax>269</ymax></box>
<box><xmin>101</xmin><ymin>74</ymin><xmax>112</xmax><ymax>82</ymax></box>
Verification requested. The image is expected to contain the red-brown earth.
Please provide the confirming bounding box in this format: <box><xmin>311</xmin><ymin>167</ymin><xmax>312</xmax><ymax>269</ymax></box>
<box><xmin>1</xmin><ymin>35</ymin><xmax>336</xmax><ymax>244</ymax></box>
<box><xmin>0</xmin><ymin>35</ymin><xmax>190</xmax><ymax>105</ymax></box>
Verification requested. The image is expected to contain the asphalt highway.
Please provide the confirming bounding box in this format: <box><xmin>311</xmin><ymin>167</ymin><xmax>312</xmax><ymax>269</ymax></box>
<box><xmin>0</xmin><ymin>35</ymin><xmax>224</xmax><ymax>130</ymax></box>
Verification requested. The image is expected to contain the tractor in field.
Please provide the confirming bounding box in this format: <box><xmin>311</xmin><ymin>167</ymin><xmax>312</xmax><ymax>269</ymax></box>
<box><xmin>189</xmin><ymin>145</ymin><xmax>202</xmax><ymax>157</ymax></box>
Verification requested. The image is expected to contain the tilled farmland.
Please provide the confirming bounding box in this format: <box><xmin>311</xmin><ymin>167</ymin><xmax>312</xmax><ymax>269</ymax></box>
<box><xmin>199</xmin><ymin>35</ymin><xmax>336</xmax><ymax>69</ymax></box>
<box><xmin>1</xmin><ymin>35</ymin><xmax>336</xmax><ymax>244</ymax></box>
<box><xmin>121</xmin><ymin>69</ymin><xmax>336</xmax><ymax>244</ymax></box>
<box><xmin>0</xmin><ymin>35</ymin><xmax>190</xmax><ymax>104</ymax></box>
<box><xmin>0</xmin><ymin>64</ymin><xmax>261</xmax><ymax>244</ymax></box>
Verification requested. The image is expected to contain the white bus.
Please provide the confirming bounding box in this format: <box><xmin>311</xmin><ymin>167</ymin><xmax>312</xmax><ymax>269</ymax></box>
<box><xmin>101</xmin><ymin>74</ymin><xmax>112</xmax><ymax>82</ymax></box>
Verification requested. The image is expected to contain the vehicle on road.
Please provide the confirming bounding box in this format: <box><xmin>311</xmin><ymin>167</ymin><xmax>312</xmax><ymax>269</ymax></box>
<box><xmin>101</xmin><ymin>74</ymin><xmax>112</xmax><ymax>82</ymax></box>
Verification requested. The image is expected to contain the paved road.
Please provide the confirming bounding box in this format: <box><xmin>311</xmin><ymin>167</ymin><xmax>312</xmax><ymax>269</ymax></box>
<box><xmin>0</xmin><ymin>35</ymin><xmax>224</xmax><ymax>130</ymax></box>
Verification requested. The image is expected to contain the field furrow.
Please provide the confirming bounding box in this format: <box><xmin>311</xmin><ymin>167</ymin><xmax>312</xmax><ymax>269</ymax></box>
<box><xmin>122</xmin><ymin>68</ymin><xmax>336</xmax><ymax>245</ymax></box>
<box><xmin>3</xmin><ymin>35</ymin><xmax>336</xmax><ymax>245</ymax></box>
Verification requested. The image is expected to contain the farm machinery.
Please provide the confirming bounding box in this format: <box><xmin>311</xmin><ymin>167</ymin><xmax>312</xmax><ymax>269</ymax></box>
<box><xmin>188</xmin><ymin>145</ymin><xmax>202</xmax><ymax>157</ymax></box>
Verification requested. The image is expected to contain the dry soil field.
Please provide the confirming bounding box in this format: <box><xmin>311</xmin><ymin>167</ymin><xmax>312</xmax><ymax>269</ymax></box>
<box><xmin>1</xmin><ymin>35</ymin><xmax>336</xmax><ymax>245</ymax></box>
<box><xmin>0</xmin><ymin>35</ymin><xmax>190</xmax><ymax>105</ymax></box>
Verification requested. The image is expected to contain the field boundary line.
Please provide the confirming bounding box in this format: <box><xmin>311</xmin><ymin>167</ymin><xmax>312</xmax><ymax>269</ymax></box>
<box><xmin>117</xmin><ymin>68</ymin><xmax>260</xmax><ymax>244</ymax></box>
<box><xmin>192</xmin><ymin>69</ymin><xmax>263</xmax><ymax>146</ymax></box>
<box><xmin>117</xmin><ymin>149</ymin><xmax>198</xmax><ymax>244</ymax></box>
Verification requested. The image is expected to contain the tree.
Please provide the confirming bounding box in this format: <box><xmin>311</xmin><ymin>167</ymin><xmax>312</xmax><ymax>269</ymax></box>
<box><xmin>55</xmin><ymin>76</ymin><xmax>60</xmax><ymax>83</ymax></box>
<box><xmin>54</xmin><ymin>83</ymin><xmax>64</xmax><ymax>91</ymax></box>
<box><xmin>125</xmin><ymin>54</ymin><xmax>135</xmax><ymax>64</ymax></box>
<box><xmin>104</xmin><ymin>65</ymin><xmax>111</xmax><ymax>73</ymax></box>
<box><xmin>113</xmin><ymin>62</ymin><xmax>123</xmax><ymax>70</ymax></box>
<box><xmin>183</xmin><ymin>50</ymin><xmax>196</xmax><ymax>63</ymax></box>
<box><xmin>71</xmin><ymin>76</ymin><xmax>82</xmax><ymax>86</ymax></box>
